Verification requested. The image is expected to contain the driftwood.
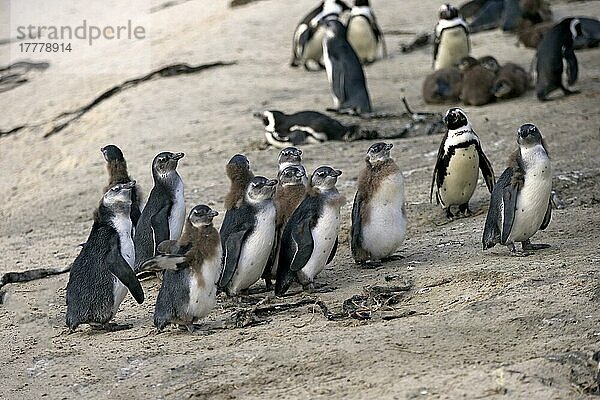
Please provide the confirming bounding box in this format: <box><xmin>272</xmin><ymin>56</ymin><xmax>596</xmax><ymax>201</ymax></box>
<box><xmin>0</xmin><ymin>61</ymin><xmax>49</xmax><ymax>93</ymax></box>
<box><xmin>0</xmin><ymin>264</ymin><xmax>71</xmax><ymax>304</ymax></box>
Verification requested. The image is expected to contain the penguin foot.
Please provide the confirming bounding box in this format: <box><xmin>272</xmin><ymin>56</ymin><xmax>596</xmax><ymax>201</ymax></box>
<box><xmin>359</xmin><ymin>260</ymin><xmax>383</xmax><ymax>269</ymax></box>
<box><xmin>100</xmin><ymin>322</ymin><xmax>133</xmax><ymax>332</ymax></box>
<box><xmin>303</xmin><ymin>282</ymin><xmax>335</xmax><ymax>293</ymax></box>
<box><xmin>562</xmin><ymin>87</ymin><xmax>580</xmax><ymax>96</ymax></box>
<box><xmin>522</xmin><ymin>240</ymin><xmax>551</xmax><ymax>251</ymax></box>
<box><xmin>445</xmin><ymin>208</ymin><xmax>455</xmax><ymax>219</ymax></box>
<box><xmin>458</xmin><ymin>203</ymin><xmax>472</xmax><ymax>217</ymax></box>
<box><xmin>381</xmin><ymin>254</ymin><xmax>405</xmax><ymax>262</ymax></box>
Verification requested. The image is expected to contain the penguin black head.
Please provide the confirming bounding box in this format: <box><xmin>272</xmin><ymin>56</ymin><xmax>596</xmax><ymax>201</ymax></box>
<box><xmin>517</xmin><ymin>123</ymin><xmax>544</xmax><ymax>148</ymax></box>
<box><xmin>279</xmin><ymin>165</ymin><xmax>306</xmax><ymax>186</ymax></box>
<box><xmin>366</xmin><ymin>142</ymin><xmax>393</xmax><ymax>165</ymax></box>
<box><xmin>152</xmin><ymin>152</ymin><xmax>184</xmax><ymax>176</ymax></box>
<box><xmin>228</xmin><ymin>154</ymin><xmax>250</xmax><ymax>170</ymax></box>
<box><xmin>478</xmin><ymin>56</ymin><xmax>500</xmax><ymax>74</ymax></box>
<box><xmin>322</xmin><ymin>18</ymin><xmax>347</xmax><ymax>38</ymax></box>
<box><xmin>354</xmin><ymin>0</ymin><xmax>370</xmax><ymax>6</ymax></box>
<box><xmin>278</xmin><ymin>147</ymin><xmax>302</xmax><ymax>165</ymax></box>
<box><xmin>246</xmin><ymin>176</ymin><xmax>277</xmax><ymax>203</ymax></box>
<box><xmin>101</xmin><ymin>145</ymin><xmax>124</xmax><ymax>162</ymax></box>
<box><xmin>310</xmin><ymin>166</ymin><xmax>342</xmax><ymax>190</ymax></box>
<box><xmin>443</xmin><ymin>108</ymin><xmax>469</xmax><ymax>130</ymax></box>
<box><xmin>189</xmin><ymin>205</ymin><xmax>218</xmax><ymax>227</ymax></box>
<box><xmin>569</xmin><ymin>18</ymin><xmax>582</xmax><ymax>39</ymax></box>
<box><xmin>254</xmin><ymin>110</ymin><xmax>283</xmax><ymax>132</ymax></box>
<box><xmin>439</xmin><ymin>4</ymin><xmax>459</xmax><ymax>20</ymax></box>
<box><xmin>103</xmin><ymin>181</ymin><xmax>135</xmax><ymax>207</ymax></box>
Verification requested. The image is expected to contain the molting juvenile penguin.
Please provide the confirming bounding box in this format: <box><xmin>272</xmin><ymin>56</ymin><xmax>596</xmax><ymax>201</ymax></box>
<box><xmin>346</xmin><ymin>0</ymin><xmax>387</xmax><ymax>64</ymax></box>
<box><xmin>483</xmin><ymin>124</ymin><xmax>552</xmax><ymax>253</ymax></box>
<box><xmin>536</xmin><ymin>18</ymin><xmax>582</xmax><ymax>101</ymax></box>
<box><xmin>101</xmin><ymin>145</ymin><xmax>143</xmax><ymax>229</ymax></box>
<box><xmin>142</xmin><ymin>205</ymin><xmax>222</xmax><ymax>332</ymax></box>
<box><xmin>430</xmin><ymin>108</ymin><xmax>495</xmax><ymax>218</ymax></box>
<box><xmin>322</xmin><ymin>19</ymin><xmax>372</xmax><ymax>114</ymax></box>
<box><xmin>433</xmin><ymin>4</ymin><xmax>470</xmax><ymax>70</ymax></box>
<box><xmin>351</xmin><ymin>143</ymin><xmax>407</xmax><ymax>266</ymax></box>
<box><xmin>66</xmin><ymin>181</ymin><xmax>144</xmax><ymax>332</ymax></box>
<box><xmin>219</xmin><ymin>176</ymin><xmax>277</xmax><ymax>296</ymax></box>
<box><xmin>422</xmin><ymin>66</ymin><xmax>463</xmax><ymax>104</ymax></box>
<box><xmin>224</xmin><ymin>154</ymin><xmax>254</xmax><ymax>211</ymax></box>
<box><xmin>459</xmin><ymin>56</ymin><xmax>496</xmax><ymax>106</ymax></box>
<box><xmin>290</xmin><ymin>0</ymin><xmax>351</xmax><ymax>70</ymax></box>
<box><xmin>276</xmin><ymin>166</ymin><xmax>345</xmax><ymax>296</ymax></box>
<box><xmin>255</xmin><ymin>110</ymin><xmax>360</xmax><ymax>148</ymax></box>
<box><xmin>493</xmin><ymin>62</ymin><xmax>531</xmax><ymax>99</ymax></box>
<box><xmin>133</xmin><ymin>152</ymin><xmax>185</xmax><ymax>269</ymax></box>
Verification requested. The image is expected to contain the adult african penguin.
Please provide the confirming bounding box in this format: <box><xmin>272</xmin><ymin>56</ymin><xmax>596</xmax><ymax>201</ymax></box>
<box><xmin>346</xmin><ymin>0</ymin><xmax>387</xmax><ymax>64</ymax></box>
<box><xmin>433</xmin><ymin>4</ymin><xmax>470</xmax><ymax>70</ymax></box>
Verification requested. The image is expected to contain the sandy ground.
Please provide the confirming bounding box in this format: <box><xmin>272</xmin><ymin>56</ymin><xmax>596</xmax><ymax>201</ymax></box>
<box><xmin>1</xmin><ymin>0</ymin><xmax>599</xmax><ymax>398</ymax></box>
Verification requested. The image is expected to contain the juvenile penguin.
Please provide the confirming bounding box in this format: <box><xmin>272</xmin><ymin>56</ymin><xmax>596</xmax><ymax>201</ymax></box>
<box><xmin>278</xmin><ymin>147</ymin><xmax>305</xmax><ymax>174</ymax></box>
<box><xmin>459</xmin><ymin>56</ymin><xmax>496</xmax><ymax>106</ymax></box>
<box><xmin>536</xmin><ymin>18</ymin><xmax>582</xmax><ymax>101</ymax></box>
<box><xmin>493</xmin><ymin>62</ymin><xmax>531</xmax><ymax>99</ymax></box>
<box><xmin>351</xmin><ymin>143</ymin><xmax>407</xmax><ymax>266</ymax></box>
<box><xmin>224</xmin><ymin>154</ymin><xmax>254</xmax><ymax>211</ymax></box>
<box><xmin>346</xmin><ymin>0</ymin><xmax>387</xmax><ymax>64</ymax></box>
<box><xmin>219</xmin><ymin>176</ymin><xmax>277</xmax><ymax>296</ymax></box>
<box><xmin>483</xmin><ymin>123</ymin><xmax>552</xmax><ymax>253</ymax></box>
<box><xmin>322</xmin><ymin>19</ymin><xmax>372</xmax><ymax>114</ymax></box>
<box><xmin>141</xmin><ymin>205</ymin><xmax>222</xmax><ymax>332</ymax></box>
<box><xmin>255</xmin><ymin>110</ymin><xmax>360</xmax><ymax>147</ymax></box>
<box><xmin>66</xmin><ymin>181</ymin><xmax>144</xmax><ymax>332</ymax></box>
<box><xmin>422</xmin><ymin>66</ymin><xmax>463</xmax><ymax>104</ymax></box>
<box><xmin>133</xmin><ymin>152</ymin><xmax>185</xmax><ymax>269</ymax></box>
<box><xmin>276</xmin><ymin>166</ymin><xmax>345</xmax><ymax>296</ymax></box>
<box><xmin>433</xmin><ymin>4</ymin><xmax>470</xmax><ymax>70</ymax></box>
<box><xmin>101</xmin><ymin>145</ymin><xmax>143</xmax><ymax>228</ymax></box>
<box><xmin>431</xmin><ymin>108</ymin><xmax>495</xmax><ymax>218</ymax></box>
<box><xmin>290</xmin><ymin>0</ymin><xmax>351</xmax><ymax>70</ymax></box>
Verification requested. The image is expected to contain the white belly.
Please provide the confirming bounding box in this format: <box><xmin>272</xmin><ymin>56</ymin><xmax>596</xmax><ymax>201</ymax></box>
<box><xmin>169</xmin><ymin>177</ymin><xmax>186</xmax><ymax>240</ymax></box>
<box><xmin>322</xmin><ymin>41</ymin><xmax>338</xmax><ymax>107</ymax></box>
<box><xmin>303</xmin><ymin>27</ymin><xmax>325</xmax><ymax>63</ymax></box>
<box><xmin>507</xmin><ymin>158</ymin><xmax>552</xmax><ymax>243</ymax></box>
<box><xmin>228</xmin><ymin>204</ymin><xmax>276</xmax><ymax>294</ymax></box>
<box><xmin>361</xmin><ymin>173</ymin><xmax>407</xmax><ymax>259</ymax></box>
<box><xmin>298</xmin><ymin>203</ymin><xmax>341</xmax><ymax>284</ymax></box>
<box><xmin>112</xmin><ymin>215</ymin><xmax>135</xmax><ymax>317</ymax></box>
<box><xmin>186</xmin><ymin>252</ymin><xmax>222</xmax><ymax>321</ymax></box>
<box><xmin>439</xmin><ymin>146</ymin><xmax>479</xmax><ymax>207</ymax></box>
<box><xmin>347</xmin><ymin>17</ymin><xmax>377</xmax><ymax>62</ymax></box>
<box><xmin>435</xmin><ymin>28</ymin><xmax>469</xmax><ymax>70</ymax></box>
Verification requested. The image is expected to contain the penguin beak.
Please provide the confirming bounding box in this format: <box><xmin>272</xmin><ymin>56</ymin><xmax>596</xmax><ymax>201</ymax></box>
<box><xmin>332</xmin><ymin>169</ymin><xmax>342</xmax><ymax>177</ymax></box>
<box><xmin>266</xmin><ymin>179</ymin><xmax>278</xmax><ymax>186</ymax></box>
<box><xmin>253</xmin><ymin>111</ymin><xmax>264</xmax><ymax>119</ymax></box>
<box><xmin>171</xmin><ymin>153</ymin><xmax>185</xmax><ymax>160</ymax></box>
<box><xmin>123</xmin><ymin>181</ymin><xmax>136</xmax><ymax>189</ymax></box>
<box><xmin>208</xmin><ymin>210</ymin><xmax>219</xmax><ymax>217</ymax></box>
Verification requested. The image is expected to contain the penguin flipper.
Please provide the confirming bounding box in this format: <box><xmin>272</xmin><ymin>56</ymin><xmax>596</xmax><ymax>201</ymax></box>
<box><xmin>219</xmin><ymin>226</ymin><xmax>251</xmax><ymax>287</ymax></box>
<box><xmin>483</xmin><ymin>168</ymin><xmax>512</xmax><ymax>249</ymax></box>
<box><xmin>327</xmin><ymin>237</ymin><xmax>339</xmax><ymax>265</ymax></box>
<box><xmin>477</xmin><ymin>143</ymin><xmax>496</xmax><ymax>192</ymax></box>
<box><xmin>350</xmin><ymin>191</ymin><xmax>364</xmax><ymax>258</ymax></box>
<box><xmin>151</xmin><ymin>204</ymin><xmax>171</xmax><ymax>252</ymax></box>
<box><xmin>290</xmin><ymin>218</ymin><xmax>315</xmax><ymax>272</ymax></box>
<box><xmin>157</xmin><ymin>239</ymin><xmax>191</xmax><ymax>255</ymax></box>
<box><xmin>430</xmin><ymin>132</ymin><xmax>448</xmax><ymax>203</ymax></box>
<box><xmin>501</xmin><ymin>183</ymin><xmax>519</xmax><ymax>245</ymax></box>
<box><xmin>563</xmin><ymin>47</ymin><xmax>578</xmax><ymax>86</ymax></box>
<box><xmin>540</xmin><ymin>198</ymin><xmax>552</xmax><ymax>230</ymax></box>
<box><xmin>107</xmin><ymin>241</ymin><xmax>144</xmax><ymax>304</ymax></box>
<box><xmin>139</xmin><ymin>255</ymin><xmax>187</xmax><ymax>272</ymax></box>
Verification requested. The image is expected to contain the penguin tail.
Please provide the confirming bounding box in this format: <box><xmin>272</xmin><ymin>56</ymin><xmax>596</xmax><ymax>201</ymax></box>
<box><xmin>139</xmin><ymin>255</ymin><xmax>186</xmax><ymax>273</ymax></box>
<box><xmin>274</xmin><ymin>270</ymin><xmax>296</xmax><ymax>297</ymax></box>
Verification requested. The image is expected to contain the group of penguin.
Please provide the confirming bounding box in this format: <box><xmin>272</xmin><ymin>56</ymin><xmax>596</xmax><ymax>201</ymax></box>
<box><xmin>65</xmin><ymin>104</ymin><xmax>553</xmax><ymax>333</ymax></box>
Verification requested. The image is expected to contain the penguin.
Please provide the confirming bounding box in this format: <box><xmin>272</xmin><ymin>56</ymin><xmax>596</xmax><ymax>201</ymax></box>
<box><xmin>224</xmin><ymin>154</ymin><xmax>254</xmax><ymax>211</ymax></box>
<box><xmin>218</xmin><ymin>176</ymin><xmax>277</xmax><ymax>296</ymax></box>
<box><xmin>459</xmin><ymin>56</ymin><xmax>496</xmax><ymax>106</ymax></box>
<box><xmin>346</xmin><ymin>0</ymin><xmax>387</xmax><ymax>64</ymax></box>
<box><xmin>101</xmin><ymin>145</ymin><xmax>143</xmax><ymax>229</ymax></box>
<box><xmin>483</xmin><ymin>123</ymin><xmax>552</xmax><ymax>253</ymax></box>
<box><xmin>493</xmin><ymin>62</ymin><xmax>531</xmax><ymax>99</ymax></box>
<box><xmin>275</xmin><ymin>166</ymin><xmax>345</xmax><ymax>296</ymax></box>
<box><xmin>133</xmin><ymin>152</ymin><xmax>185</xmax><ymax>269</ymax></box>
<box><xmin>517</xmin><ymin>20</ymin><xmax>553</xmax><ymax>49</ymax></box>
<box><xmin>255</xmin><ymin>110</ymin><xmax>360</xmax><ymax>148</ymax></box>
<box><xmin>536</xmin><ymin>18</ymin><xmax>582</xmax><ymax>101</ymax></box>
<box><xmin>290</xmin><ymin>0</ymin><xmax>351</xmax><ymax>70</ymax></box>
<box><xmin>422</xmin><ymin>66</ymin><xmax>463</xmax><ymax>104</ymax></box>
<box><xmin>433</xmin><ymin>4</ymin><xmax>470</xmax><ymax>70</ymax></box>
<box><xmin>141</xmin><ymin>205</ymin><xmax>222</xmax><ymax>332</ymax></box>
<box><xmin>351</xmin><ymin>143</ymin><xmax>407</xmax><ymax>267</ymax></box>
<box><xmin>477</xmin><ymin>55</ymin><xmax>500</xmax><ymax>74</ymax></box>
<box><xmin>322</xmin><ymin>18</ymin><xmax>372</xmax><ymax>114</ymax></box>
<box><xmin>430</xmin><ymin>107</ymin><xmax>495</xmax><ymax>218</ymax></box>
<box><xmin>66</xmin><ymin>181</ymin><xmax>144</xmax><ymax>332</ymax></box>
<box><xmin>278</xmin><ymin>146</ymin><xmax>305</xmax><ymax>174</ymax></box>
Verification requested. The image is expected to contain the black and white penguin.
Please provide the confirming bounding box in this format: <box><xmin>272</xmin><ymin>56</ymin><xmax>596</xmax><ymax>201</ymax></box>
<box><xmin>346</xmin><ymin>0</ymin><xmax>387</xmax><ymax>64</ymax></box>
<box><xmin>219</xmin><ymin>176</ymin><xmax>277</xmax><ymax>296</ymax></box>
<box><xmin>275</xmin><ymin>166</ymin><xmax>345</xmax><ymax>296</ymax></box>
<box><xmin>224</xmin><ymin>154</ymin><xmax>254</xmax><ymax>211</ymax></box>
<box><xmin>493</xmin><ymin>62</ymin><xmax>531</xmax><ymax>100</ymax></box>
<box><xmin>351</xmin><ymin>143</ymin><xmax>407</xmax><ymax>266</ymax></box>
<box><xmin>430</xmin><ymin>108</ymin><xmax>495</xmax><ymax>218</ymax></box>
<box><xmin>66</xmin><ymin>181</ymin><xmax>144</xmax><ymax>332</ymax></box>
<box><xmin>255</xmin><ymin>110</ymin><xmax>360</xmax><ymax>148</ymax></box>
<box><xmin>133</xmin><ymin>152</ymin><xmax>185</xmax><ymax>269</ymax></box>
<box><xmin>422</xmin><ymin>66</ymin><xmax>463</xmax><ymax>104</ymax></box>
<box><xmin>290</xmin><ymin>0</ymin><xmax>351</xmax><ymax>70</ymax></box>
<box><xmin>433</xmin><ymin>4</ymin><xmax>470</xmax><ymax>70</ymax></box>
<box><xmin>536</xmin><ymin>18</ymin><xmax>582</xmax><ymax>101</ymax></box>
<box><xmin>483</xmin><ymin>123</ymin><xmax>552</xmax><ymax>253</ymax></box>
<box><xmin>278</xmin><ymin>146</ymin><xmax>305</xmax><ymax>174</ymax></box>
<box><xmin>142</xmin><ymin>205</ymin><xmax>222</xmax><ymax>332</ymax></box>
<box><xmin>322</xmin><ymin>18</ymin><xmax>372</xmax><ymax>114</ymax></box>
<box><xmin>459</xmin><ymin>56</ymin><xmax>496</xmax><ymax>106</ymax></box>
<box><xmin>101</xmin><ymin>145</ymin><xmax>143</xmax><ymax>229</ymax></box>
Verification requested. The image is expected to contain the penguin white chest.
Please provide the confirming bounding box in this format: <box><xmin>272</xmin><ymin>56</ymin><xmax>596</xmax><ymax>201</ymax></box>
<box><xmin>439</xmin><ymin>145</ymin><xmax>480</xmax><ymax>207</ymax></box>
<box><xmin>169</xmin><ymin>177</ymin><xmax>185</xmax><ymax>240</ymax></box>
<box><xmin>435</xmin><ymin>28</ymin><xmax>469</xmax><ymax>70</ymax></box>
<box><xmin>299</xmin><ymin>202</ymin><xmax>341</xmax><ymax>284</ymax></box>
<box><xmin>322</xmin><ymin>41</ymin><xmax>338</xmax><ymax>107</ymax></box>
<box><xmin>111</xmin><ymin>215</ymin><xmax>135</xmax><ymax>315</ymax></box>
<box><xmin>229</xmin><ymin>204</ymin><xmax>276</xmax><ymax>294</ymax></box>
<box><xmin>186</xmin><ymin>251</ymin><xmax>222</xmax><ymax>320</ymax></box>
<box><xmin>362</xmin><ymin>173</ymin><xmax>407</xmax><ymax>259</ymax></box>
<box><xmin>303</xmin><ymin>27</ymin><xmax>326</xmax><ymax>63</ymax></box>
<box><xmin>508</xmin><ymin>150</ymin><xmax>552</xmax><ymax>243</ymax></box>
<box><xmin>347</xmin><ymin>17</ymin><xmax>377</xmax><ymax>62</ymax></box>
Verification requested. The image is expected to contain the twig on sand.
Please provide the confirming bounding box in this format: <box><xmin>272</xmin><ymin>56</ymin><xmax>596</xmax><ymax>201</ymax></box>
<box><xmin>0</xmin><ymin>264</ymin><xmax>72</xmax><ymax>298</ymax></box>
